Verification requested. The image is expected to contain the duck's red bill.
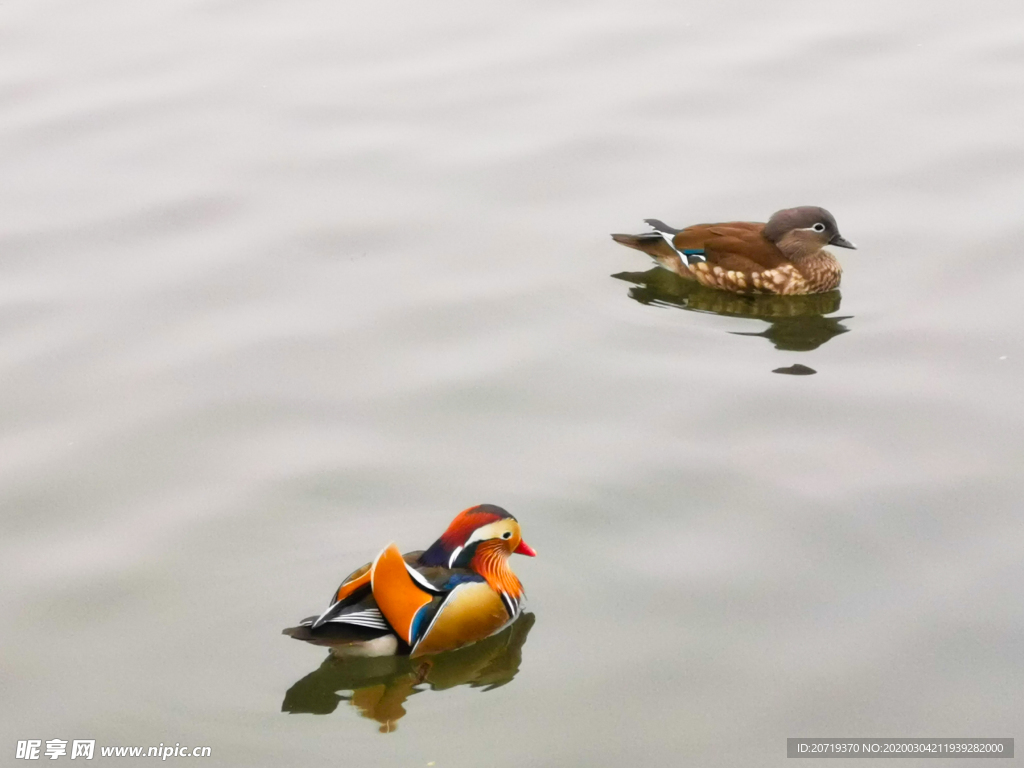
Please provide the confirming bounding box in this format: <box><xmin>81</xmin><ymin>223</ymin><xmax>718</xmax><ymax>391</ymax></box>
<box><xmin>514</xmin><ymin>539</ymin><xmax>537</xmax><ymax>557</ymax></box>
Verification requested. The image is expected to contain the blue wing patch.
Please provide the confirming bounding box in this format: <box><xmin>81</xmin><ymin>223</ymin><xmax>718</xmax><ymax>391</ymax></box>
<box><xmin>410</xmin><ymin>604</ymin><xmax>433</xmax><ymax>644</ymax></box>
<box><xmin>647</xmin><ymin>223</ymin><xmax>708</xmax><ymax>266</ymax></box>
<box><xmin>441</xmin><ymin>572</ymin><xmax>486</xmax><ymax>590</ymax></box>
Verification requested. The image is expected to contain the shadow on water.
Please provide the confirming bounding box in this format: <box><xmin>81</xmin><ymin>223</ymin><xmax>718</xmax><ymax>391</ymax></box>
<box><xmin>612</xmin><ymin>268</ymin><xmax>853</xmax><ymax>352</ymax></box>
<box><xmin>281</xmin><ymin>613</ymin><xmax>535</xmax><ymax>732</ymax></box>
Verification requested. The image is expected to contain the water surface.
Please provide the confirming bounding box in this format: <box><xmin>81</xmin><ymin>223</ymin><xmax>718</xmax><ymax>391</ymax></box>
<box><xmin>2</xmin><ymin>0</ymin><xmax>1023</xmax><ymax>765</ymax></box>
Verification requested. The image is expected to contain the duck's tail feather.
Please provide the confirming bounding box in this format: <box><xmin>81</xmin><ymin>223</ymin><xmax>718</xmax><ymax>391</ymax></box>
<box><xmin>611</xmin><ymin>232</ymin><xmax>656</xmax><ymax>246</ymax></box>
<box><xmin>611</xmin><ymin>231</ymin><xmax>680</xmax><ymax>262</ymax></box>
<box><xmin>643</xmin><ymin>218</ymin><xmax>680</xmax><ymax>234</ymax></box>
<box><xmin>612</xmin><ymin>220</ymin><xmax>707</xmax><ymax>267</ymax></box>
<box><xmin>282</xmin><ymin>621</ymin><xmax>395</xmax><ymax>649</ymax></box>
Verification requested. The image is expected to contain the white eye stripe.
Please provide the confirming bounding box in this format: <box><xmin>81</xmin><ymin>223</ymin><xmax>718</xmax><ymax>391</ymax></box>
<box><xmin>464</xmin><ymin>520</ymin><xmax>516</xmax><ymax>548</ymax></box>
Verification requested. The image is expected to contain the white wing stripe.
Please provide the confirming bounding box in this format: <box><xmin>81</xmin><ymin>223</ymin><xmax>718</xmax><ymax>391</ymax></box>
<box><xmin>321</xmin><ymin>607</ymin><xmax>390</xmax><ymax>630</ymax></box>
<box><xmin>447</xmin><ymin>546</ymin><xmax>463</xmax><ymax>568</ymax></box>
<box><xmin>328</xmin><ymin>616</ymin><xmax>390</xmax><ymax>629</ymax></box>
<box><xmin>405</xmin><ymin>561</ymin><xmax>444</xmax><ymax>593</ymax></box>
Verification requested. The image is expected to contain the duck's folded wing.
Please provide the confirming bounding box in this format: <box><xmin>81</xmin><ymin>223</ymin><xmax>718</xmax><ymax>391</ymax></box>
<box><xmin>330</xmin><ymin>563</ymin><xmax>372</xmax><ymax>603</ymax></box>
<box><xmin>301</xmin><ymin>590</ymin><xmax>391</xmax><ymax>631</ymax></box>
<box><xmin>309</xmin><ymin>564</ymin><xmax>373</xmax><ymax>628</ymax></box>
<box><xmin>308</xmin><ymin>549</ymin><xmax>431</xmax><ymax>630</ymax></box>
<box><xmin>675</xmin><ymin>224</ymin><xmax>788</xmax><ymax>272</ymax></box>
<box><xmin>370</xmin><ymin>544</ymin><xmax>447</xmax><ymax>645</ymax></box>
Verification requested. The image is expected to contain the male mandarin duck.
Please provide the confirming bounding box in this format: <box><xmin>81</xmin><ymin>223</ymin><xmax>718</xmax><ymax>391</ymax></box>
<box><xmin>611</xmin><ymin>206</ymin><xmax>856</xmax><ymax>295</ymax></box>
<box><xmin>289</xmin><ymin>504</ymin><xmax>535</xmax><ymax>658</ymax></box>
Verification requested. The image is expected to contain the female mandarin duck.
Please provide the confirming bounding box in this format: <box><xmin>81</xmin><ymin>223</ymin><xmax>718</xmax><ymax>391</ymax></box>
<box><xmin>292</xmin><ymin>504</ymin><xmax>535</xmax><ymax>657</ymax></box>
<box><xmin>611</xmin><ymin>206</ymin><xmax>855</xmax><ymax>295</ymax></box>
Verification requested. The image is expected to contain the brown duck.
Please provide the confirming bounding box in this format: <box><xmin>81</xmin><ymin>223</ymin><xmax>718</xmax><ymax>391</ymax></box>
<box><xmin>611</xmin><ymin>206</ymin><xmax>855</xmax><ymax>295</ymax></box>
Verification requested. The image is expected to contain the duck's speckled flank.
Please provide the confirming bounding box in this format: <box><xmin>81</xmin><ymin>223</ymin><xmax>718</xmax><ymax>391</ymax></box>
<box><xmin>679</xmin><ymin>253</ymin><xmax>840</xmax><ymax>295</ymax></box>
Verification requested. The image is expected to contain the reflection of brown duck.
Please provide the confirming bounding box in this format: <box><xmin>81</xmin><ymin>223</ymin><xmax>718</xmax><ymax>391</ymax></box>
<box><xmin>613</xmin><ymin>267</ymin><xmax>852</xmax><ymax>352</ymax></box>
<box><xmin>282</xmin><ymin>613</ymin><xmax>535</xmax><ymax>732</ymax></box>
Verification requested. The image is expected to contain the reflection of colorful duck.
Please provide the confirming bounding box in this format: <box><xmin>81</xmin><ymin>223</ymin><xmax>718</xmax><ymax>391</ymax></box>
<box><xmin>613</xmin><ymin>267</ymin><xmax>852</xmax><ymax>352</ymax></box>
<box><xmin>282</xmin><ymin>613</ymin><xmax>536</xmax><ymax>732</ymax></box>
<box><xmin>285</xmin><ymin>505</ymin><xmax>535</xmax><ymax>657</ymax></box>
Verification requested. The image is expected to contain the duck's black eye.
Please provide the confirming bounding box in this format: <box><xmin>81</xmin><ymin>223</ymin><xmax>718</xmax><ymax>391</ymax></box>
<box><xmin>812</xmin><ymin>222</ymin><xmax>826</xmax><ymax>233</ymax></box>
<box><xmin>502</xmin><ymin>532</ymin><xmax>512</xmax><ymax>539</ymax></box>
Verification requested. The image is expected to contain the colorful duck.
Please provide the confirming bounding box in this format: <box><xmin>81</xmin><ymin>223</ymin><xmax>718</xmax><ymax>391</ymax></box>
<box><xmin>289</xmin><ymin>504</ymin><xmax>535</xmax><ymax>658</ymax></box>
<box><xmin>611</xmin><ymin>206</ymin><xmax>855</xmax><ymax>295</ymax></box>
